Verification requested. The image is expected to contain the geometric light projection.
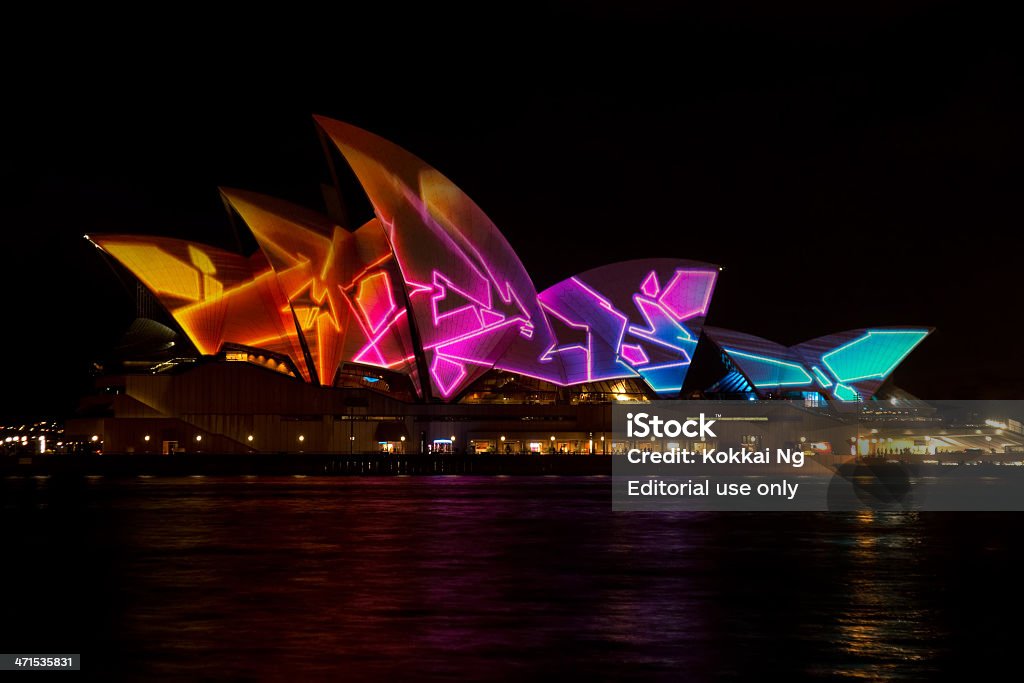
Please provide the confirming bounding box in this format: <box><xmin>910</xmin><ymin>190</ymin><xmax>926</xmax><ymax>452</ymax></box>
<box><xmin>220</xmin><ymin>189</ymin><xmax>418</xmax><ymax>390</ymax></box>
<box><xmin>355</xmin><ymin>271</ymin><xmax>397</xmax><ymax>334</ymax></box>
<box><xmin>315</xmin><ymin>118</ymin><xmax>719</xmax><ymax>399</ymax></box>
<box><xmin>706</xmin><ymin>370</ymin><xmax>754</xmax><ymax>394</ymax></box>
<box><xmin>833</xmin><ymin>383</ymin><xmax>861</xmax><ymax>402</ymax></box>
<box><xmin>706</xmin><ymin>326</ymin><xmax>932</xmax><ymax>402</ymax></box>
<box><xmin>90</xmin><ymin>187</ymin><xmax>420</xmax><ymax>392</ymax></box>
<box><xmin>620</xmin><ymin>344</ymin><xmax>649</xmax><ymax>366</ymax></box>
<box><xmin>658</xmin><ymin>269</ymin><xmax>717</xmax><ymax>322</ymax></box>
<box><xmin>818</xmin><ymin>330</ymin><xmax>929</xmax><ymax>383</ymax></box>
<box><xmin>537</xmin><ymin>260</ymin><xmax>718</xmax><ymax>395</ymax></box>
<box><xmin>720</xmin><ymin>349</ymin><xmax>813</xmax><ymax>387</ymax></box>
<box><xmin>89</xmin><ymin>115</ymin><xmax>927</xmax><ymax>404</ymax></box>
<box><xmin>793</xmin><ymin>328</ymin><xmax>932</xmax><ymax>402</ymax></box>
<box><xmin>315</xmin><ymin>116</ymin><xmax>570</xmax><ymax>399</ymax></box>
<box><xmin>92</xmin><ymin>236</ymin><xmax>311</xmax><ymax>380</ymax></box>
<box><xmin>810</xmin><ymin>366</ymin><xmax>833</xmax><ymax>388</ymax></box>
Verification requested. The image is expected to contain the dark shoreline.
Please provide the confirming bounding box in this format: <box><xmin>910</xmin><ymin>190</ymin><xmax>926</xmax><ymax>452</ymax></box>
<box><xmin>1</xmin><ymin>453</ymin><xmax>614</xmax><ymax>477</ymax></box>
<box><xmin>4</xmin><ymin>454</ymin><xmax>1023</xmax><ymax>480</ymax></box>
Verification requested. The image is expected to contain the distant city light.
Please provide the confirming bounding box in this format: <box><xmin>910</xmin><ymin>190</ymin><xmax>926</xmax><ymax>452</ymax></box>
<box><xmin>91</xmin><ymin>435</ymin><xmax>99</xmax><ymax>442</ymax></box>
<box><xmin>247</xmin><ymin>435</ymin><xmax>254</xmax><ymax>442</ymax></box>
<box><xmin>144</xmin><ymin>435</ymin><xmax>151</xmax><ymax>442</ymax></box>
<box><xmin>196</xmin><ymin>435</ymin><xmax>202</xmax><ymax>442</ymax></box>
<box><xmin>298</xmin><ymin>435</ymin><xmax>305</xmax><ymax>442</ymax></box>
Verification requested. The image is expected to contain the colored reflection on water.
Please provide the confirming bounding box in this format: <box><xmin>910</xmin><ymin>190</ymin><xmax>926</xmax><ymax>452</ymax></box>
<box><xmin>1</xmin><ymin>476</ymin><xmax>1021</xmax><ymax>680</ymax></box>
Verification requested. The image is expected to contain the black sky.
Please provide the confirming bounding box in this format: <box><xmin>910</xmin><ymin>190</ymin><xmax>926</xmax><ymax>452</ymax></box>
<box><xmin>2</xmin><ymin>3</ymin><xmax>1020</xmax><ymax>417</ymax></box>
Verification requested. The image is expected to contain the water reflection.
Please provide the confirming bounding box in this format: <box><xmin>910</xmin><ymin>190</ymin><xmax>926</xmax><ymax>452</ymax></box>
<box><xmin>830</xmin><ymin>511</ymin><xmax>939</xmax><ymax>680</ymax></box>
<box><xmin>1</xmin><ymin>477</ymin><xmax>1021</xmax><ymax>680</ymax></box>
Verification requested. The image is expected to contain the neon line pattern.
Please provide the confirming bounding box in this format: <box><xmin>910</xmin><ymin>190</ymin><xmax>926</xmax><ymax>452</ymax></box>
<box><xmin>89</xmin><ymin>117</ymin><xmax>928</xmax><ymax>404</ymax></box>
<box><xmin>706</xmin><ymin>326</ymin><xmax>931</xmax><ymax>402</ymax></box>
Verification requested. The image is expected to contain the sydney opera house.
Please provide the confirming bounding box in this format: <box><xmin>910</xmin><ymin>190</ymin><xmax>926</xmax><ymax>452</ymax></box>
<box><xmin>67</xmin><ymin>117</ymin><xmax>932</xmax><ymax>455</ymax></box>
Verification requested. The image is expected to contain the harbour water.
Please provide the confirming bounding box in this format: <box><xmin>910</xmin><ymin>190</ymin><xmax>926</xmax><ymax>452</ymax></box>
<box><xmin>1</xmin><ymin>475</ymin><xmax>1020</xmax><ymax>680</ymax></box>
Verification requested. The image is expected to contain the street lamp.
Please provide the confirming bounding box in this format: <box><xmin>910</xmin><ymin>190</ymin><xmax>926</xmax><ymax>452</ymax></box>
<box><xmin>195</xmin><ymin>435</ymin><xmax>202</xmax><ymax>442</ymax></box>
<box><xmin>144</xmin><ymin>435</ymin><xmax>151</xmax><ymax>442</ymax></box>
<box><xmin>247</xmin><ymin>435</ymin><xmax>254</xmax><ymax>442</ymax></box>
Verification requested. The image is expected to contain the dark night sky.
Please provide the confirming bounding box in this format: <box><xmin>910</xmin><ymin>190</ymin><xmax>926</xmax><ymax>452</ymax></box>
<box><xmin>2</xmin><ymin>3</ymin><xmax>1020</xmax><ymax>417</ymax></box>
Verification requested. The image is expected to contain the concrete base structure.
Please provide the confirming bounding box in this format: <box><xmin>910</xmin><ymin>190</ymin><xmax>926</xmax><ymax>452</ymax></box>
<box><xmin>66</xmin><ymin>362</ymin><xmax>612</xmax><ymax>455</ymax></box>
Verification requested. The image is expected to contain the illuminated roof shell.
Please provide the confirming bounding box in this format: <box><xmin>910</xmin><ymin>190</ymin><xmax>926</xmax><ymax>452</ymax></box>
<box><xmin>705</xmin><ymin>326</ymin><xmax>932</xmax><ymax>401</ymax></box>
<box><xmin>89</xmin><ymin>117</ymin><xmax>929</xmax><ymax>403</ymax></box>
